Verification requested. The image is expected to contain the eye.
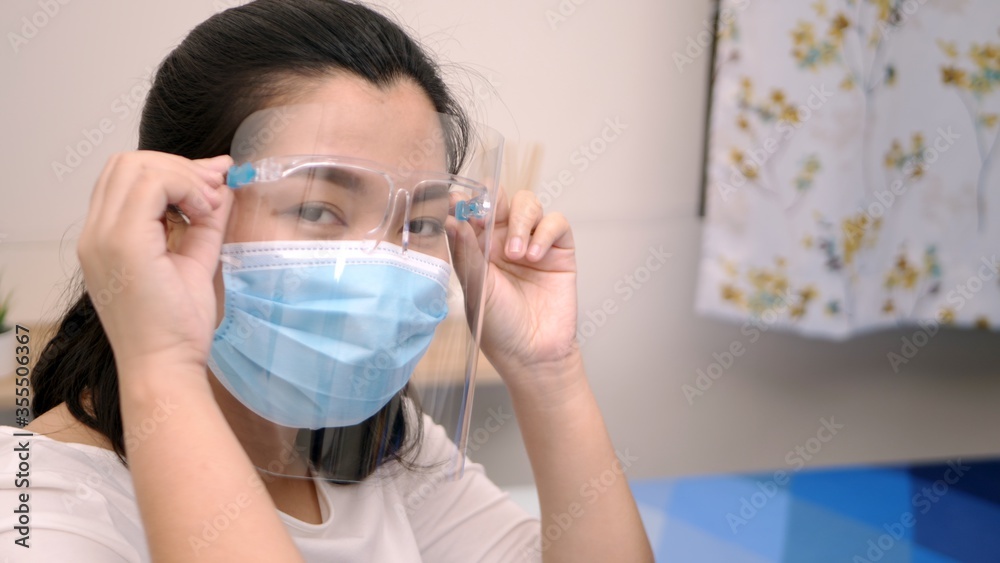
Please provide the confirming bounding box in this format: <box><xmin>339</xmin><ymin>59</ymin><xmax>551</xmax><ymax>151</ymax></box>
<box><xmin>408</xmin><ymin>218</ymin><xmax>445</xmax><ymax>237</ymax></box>
<box><xmin>296</xmin><ymin>203</ymin><xmax>341</xmax><ymax>225</ymax></box>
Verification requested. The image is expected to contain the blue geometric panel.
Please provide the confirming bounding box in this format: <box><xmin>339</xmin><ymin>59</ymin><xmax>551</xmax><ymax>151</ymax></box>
<box><xmin>631</xmin><ymin>458</ymin><xmax>1000</xmax><ymax>562</ymax></box>
<box><xmin>666</xmin><ymin>474</ymin><xmax>789</xmax><ymax>561</ymax></box>
<box><xmin>791</xmin><ymin>467</ymin><xmax>913</xmax><ymax>536</ymax></box>
<box><xmin>909</xmin><ymin>477</ymin><xmax>1000</xmax><ymax>563</ymax></box>
<box><xmin>658</xmin><ymin>515</ymin><xmax>777</xmax><ymax>563</ymax></box>
<box><xmin>909</xmin><ymin>460</ymin><xmax>1000</xmax><ymax>507</ymax></box>
<box><xmin>910</xmin><ymin>545</ymin><xmax>961</xmax><ymax>563</ymax></box>
<box><xmin>783</xmin><ymin>496</ymin><xmax>912</xmax><ymax>563</ymax></box>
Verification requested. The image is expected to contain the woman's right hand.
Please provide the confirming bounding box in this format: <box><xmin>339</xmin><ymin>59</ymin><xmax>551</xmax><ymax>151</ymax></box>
<box><xmin>77</xmin><ymin>151</ymin><xmax>233</xmax><ymax>377</ymax></box>
<box><xmin>79</xmin><ymin>151</ymin><xmax>306</xmax><ymax>563</ymax></box>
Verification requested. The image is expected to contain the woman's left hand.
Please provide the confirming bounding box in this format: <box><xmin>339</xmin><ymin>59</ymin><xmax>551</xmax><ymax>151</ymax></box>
<box><xmin>450</xmin><ymin>188</ymin><xmax>581</xmax><ymax>389</ymax></box>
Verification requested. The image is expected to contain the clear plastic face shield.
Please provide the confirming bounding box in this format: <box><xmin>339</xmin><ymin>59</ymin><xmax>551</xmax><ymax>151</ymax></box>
<box><xmin>208</xmin><ymin>103</ymin><xmax>502</xmax><ymax>483</ymax></box>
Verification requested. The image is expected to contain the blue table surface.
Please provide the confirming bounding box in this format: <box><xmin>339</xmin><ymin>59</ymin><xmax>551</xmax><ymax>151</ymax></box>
<box><xmin>629</xmin><ymin>458</ymin><xmax>1000</xmax><ymax>563</ymax></box>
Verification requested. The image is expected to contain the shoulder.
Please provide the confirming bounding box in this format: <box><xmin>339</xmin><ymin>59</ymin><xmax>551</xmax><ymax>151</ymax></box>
<box><xmin>386</xmin><ymin>402</ymin><xmax>463</xmax><ymax>476</ymax></box>
<box><xmin>0</xmin><ymin>425</ymin><xmax>126</xmax><ymax>482</ymax></box>
<box><xmin>380</xmin><ymin>405</ymin><xmax>495</xmax><ymax>510</ymax></box>
<box><xmin>0</xmin><ymin>426</ymin><xmax>147</xmax><ymax>560</ymax></box>
<box><xmin>373</xmin><ymin>412</ymin><xmax>541</xmax><ymax>561</ymax></box>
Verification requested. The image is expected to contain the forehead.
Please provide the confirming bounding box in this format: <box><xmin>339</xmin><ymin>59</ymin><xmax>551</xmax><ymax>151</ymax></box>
<box><xmin>231</xmin><ymin>74</ymin><xmax>449</xmax><ymax>171</ymax></box>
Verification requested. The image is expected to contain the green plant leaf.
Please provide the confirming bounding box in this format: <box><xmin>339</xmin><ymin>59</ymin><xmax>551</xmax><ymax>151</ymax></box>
<box><xmin>0</xmin><ymin>272</ymin><xmax>10</xmax><ymax>333</ymax></box>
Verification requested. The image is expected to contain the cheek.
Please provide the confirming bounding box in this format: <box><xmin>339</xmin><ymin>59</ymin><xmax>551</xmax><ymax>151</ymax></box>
<box><xmin>224</xmin><ymin>196</ymin><xmax>257</xmax><ymax>243</ymax></box>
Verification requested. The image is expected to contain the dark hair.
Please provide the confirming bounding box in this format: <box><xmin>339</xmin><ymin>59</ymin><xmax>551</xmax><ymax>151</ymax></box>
<box><xmin>32</xmin><ymin>0</ymin><xmax>468</xmax><ymax>480</ymax></box>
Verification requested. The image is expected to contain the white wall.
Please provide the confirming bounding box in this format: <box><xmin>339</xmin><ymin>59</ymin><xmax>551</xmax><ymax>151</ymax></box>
<box><xmin>2</xmin><ymin>0</ymin><xmax>998</xmax><ymax>487</ymax></box>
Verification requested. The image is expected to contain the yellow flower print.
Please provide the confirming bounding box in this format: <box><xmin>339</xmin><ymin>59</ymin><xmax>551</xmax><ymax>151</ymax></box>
<box><xmin>941</xmin><ymin>41</ymin><xmax>1000</xmax><ymax>96</ymax></box>
<box><xmin>884</xmin><ymin>135</ymin><xmax>929</xmax><ymax>180</ymax></box>
<box><xmin>720</xmin><ymin>261</ymin><xmax>819</xmax><ymax>321</ymax></box>
<box><xmin>721</xmin><ymin>284</ymin><xmax>745</xmax><ymax>306</ymax></box>
<box><xmin>873</xmin><ymin>0</ymin><xmax>891</xmax><ymax>23</ymax></box>
<box><xmin>937</xmin><ymin>40</ymin><xmax>959</xmax><ymax>59</ymax></box>
<box><xmin>829</xmin><ymin>13</ymin><xmax>850</xmax><ymax>41</ymax></box>
<box><xmin>800</xmin><ymin>285</ymin><xmax>818</xmax><ymax>302</ymax></box>
<box><xmin>780</xmin><ymin>104</ymin><xmax>801</xmax><ymax>124</ymax></box>
<box><xmin>791</xmin><ymin>22</ymin><xmax>815</xmax><ymax>47</ymax></box>
<box><xmin>841</xmin><ymin>213</ymin><xmax>879</xmax><ymax>266</ymax></box>
<box><xmin>941</xmin><ymin>66</ymin><xmax>968</xmax><ymax>87</ymax></box>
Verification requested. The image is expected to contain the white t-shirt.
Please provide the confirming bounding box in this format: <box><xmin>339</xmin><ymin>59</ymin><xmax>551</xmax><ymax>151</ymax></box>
<box><xmin>0</xmin><ymin>418</ymin><xmax>540</xmax><ymax>562</ymax></box>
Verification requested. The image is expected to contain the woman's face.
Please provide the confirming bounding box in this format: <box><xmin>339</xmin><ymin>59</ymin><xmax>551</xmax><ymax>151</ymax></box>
<box><xmin>166</xmin><ymin>73</ymin><xmax>452</xmax><ymax>327</ymax></box>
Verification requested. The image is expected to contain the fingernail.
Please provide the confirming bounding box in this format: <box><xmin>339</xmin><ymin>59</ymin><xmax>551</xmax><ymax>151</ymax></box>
<box><xmin>508</xmin><ymin>237</ymin><xmax>523</xmax><ymax>255</ymax></box>
<box><xmin>527</xmin><ymin>244</ymin><xmax>541</xmax><ymax>258</ymax></box>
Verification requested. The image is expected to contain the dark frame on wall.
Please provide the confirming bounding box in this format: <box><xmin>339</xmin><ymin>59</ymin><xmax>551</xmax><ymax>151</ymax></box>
<box><xmin>697</xmin><ymin>0</ymin><xmax>724</xmax><ymax>218</ymax></box>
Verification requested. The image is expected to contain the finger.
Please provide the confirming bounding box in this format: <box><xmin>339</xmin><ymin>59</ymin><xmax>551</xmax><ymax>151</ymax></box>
<box><xmin>525</xmin><ymin>212</ymin><xmax>574</xmax><ymax>262</ymax></box>
<box><xmin>147</xmin><ymin>168</ymin><xmax>223</xmax><ymax>222</ymax></box>
<box><xmin>504</xmin><ymin>190</ymin><xmax>543</xmax><ymax>261</ymax></box>
<box><xmin>193</xmin><ymin>154</ymin><xmax>233</xmax><ymax>180</ymax></box>
<box><xmin>174</xmin><ymin>183</ymin><xmax>234</xmax><ymax>271</ymax></box>
<box><xmin>159</xmin><ymin>151</ymin><xmax>229</xmax><ymax>183</ymax></box>
<box><xmin>109</xmin><ymin>167</ymin><xmax>222</xmax><ymax>258</ymax></box>
<box><xmin>98</xmin><ymin>155</ymin><xmax>221</xmax><ymax>233</ymax></box>
<box><xmin>149</xmin><ymin>151</ymin><xmax>229</xmax><ymax>186</ymax></box>
<box><xmin>164</xmin><ymin>155</ymin><xmax>231</xmax><ymax>222</ymax></box>
<box><xmin>81</xmin><ymin>152</ymin><xmax>122</xmax><ymax>241</ymax></box>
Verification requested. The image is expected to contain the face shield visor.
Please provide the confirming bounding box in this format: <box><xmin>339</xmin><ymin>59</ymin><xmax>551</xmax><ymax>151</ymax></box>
<box><xmin>208</xmin><ymin>103</ymin><xmax>502</xmax><ymax>483</ymax></box>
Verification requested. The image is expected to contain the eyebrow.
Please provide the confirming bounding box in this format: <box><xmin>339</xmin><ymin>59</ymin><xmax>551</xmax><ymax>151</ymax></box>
<box><xmin>293</xmin><ymin>164</ymin><xmax>376</xmax><ymax>195</ymax></box>
<box><xmin>411</xmin><ymin>182</ymin><xmax>451</xmax><ymax>204</ymax></box>
<box><xmin>287</xmin><ymin>163</ymin><xmax>457</xmax><ymax>204</ymax></box>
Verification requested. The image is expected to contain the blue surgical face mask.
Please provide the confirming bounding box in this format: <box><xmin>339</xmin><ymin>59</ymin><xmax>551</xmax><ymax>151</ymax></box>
<box><xmin>207</xmin><ymin>240</ymin><xmax>450</xmax><ymax>429</ymax></box>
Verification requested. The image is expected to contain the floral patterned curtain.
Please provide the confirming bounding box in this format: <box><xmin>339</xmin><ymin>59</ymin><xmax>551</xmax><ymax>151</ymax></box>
<box><xmin>697</xmin><ymin>0</ymin><xmax>1000</xmax><ymax>339</ymax></box>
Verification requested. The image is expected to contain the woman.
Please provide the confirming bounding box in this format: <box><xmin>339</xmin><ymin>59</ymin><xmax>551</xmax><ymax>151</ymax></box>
<box><xmin>0</xmin><ymin>1</ymin><xmax>652</xmax><ymax>561</ymax></box>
